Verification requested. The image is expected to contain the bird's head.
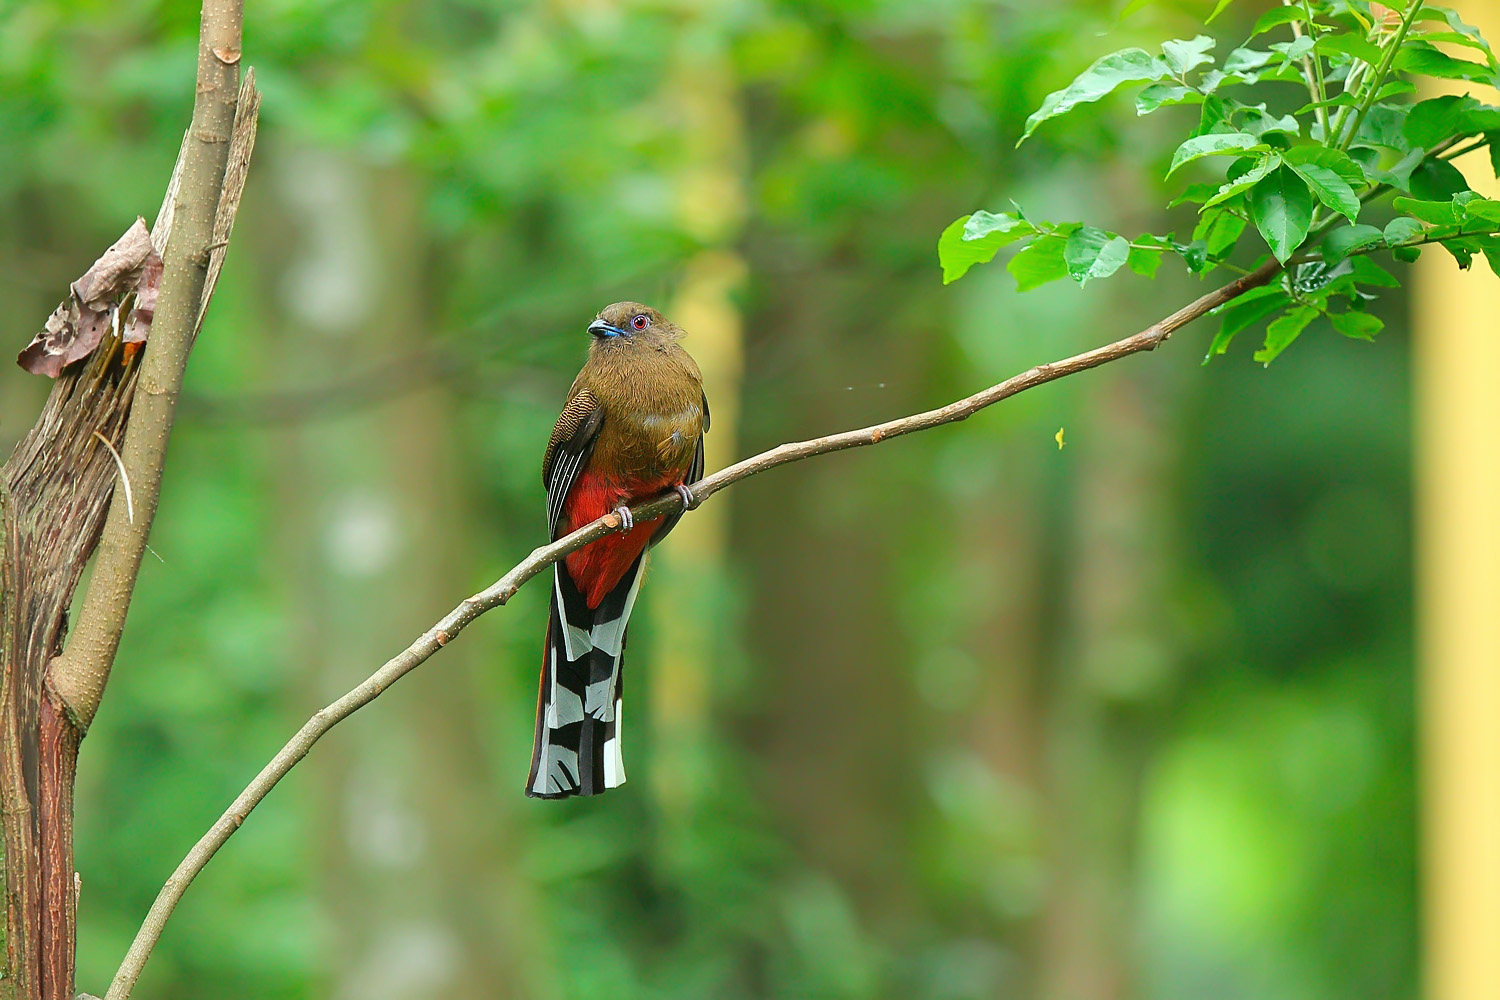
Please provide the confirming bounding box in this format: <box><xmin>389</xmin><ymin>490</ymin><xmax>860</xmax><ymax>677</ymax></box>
<box><xmin>587</xmin><ymin>302</ymin><xmax>680</xmax><ymax>350</ymax></box>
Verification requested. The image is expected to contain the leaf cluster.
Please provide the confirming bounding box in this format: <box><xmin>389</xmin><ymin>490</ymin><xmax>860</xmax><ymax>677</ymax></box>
<box><xmin>939</xmin><ymin>1</ymin><xmax>1500</xmax><ymax>363</ymax></box>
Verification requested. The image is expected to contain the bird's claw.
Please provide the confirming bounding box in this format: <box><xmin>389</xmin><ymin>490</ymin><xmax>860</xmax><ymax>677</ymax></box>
<box><xmin>612</xmin><ymin>505</ymin><xmax>634</xmax><ymax>532</ymax></box>
<box><xmin>675</xmin><ymin>483</ymin><xmax>698</xmax><ymax>510</ymax></box>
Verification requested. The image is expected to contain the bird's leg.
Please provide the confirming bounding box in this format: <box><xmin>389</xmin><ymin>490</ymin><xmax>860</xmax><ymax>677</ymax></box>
<box><xmin>612</xmin><ymin>505</ymin><xmax>634</xmax><ymax>532</ymax></box>
<box><xmin>674</xmin><ymin>483</ymin><xmax>698</xmax><ymax>510</ymax></box>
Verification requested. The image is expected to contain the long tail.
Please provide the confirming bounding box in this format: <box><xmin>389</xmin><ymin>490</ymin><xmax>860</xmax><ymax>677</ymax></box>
<box><xmin>527</xmin><ymin>556</ymin><xmax>646</xmax><ymax>798</ymax></box>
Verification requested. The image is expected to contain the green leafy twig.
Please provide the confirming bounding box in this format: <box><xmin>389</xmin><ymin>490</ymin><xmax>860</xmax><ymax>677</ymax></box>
<box><xmin>947</xmin><ymin>0</ymin><xmax>1500</xmax><ymax>365</ymax></box>
<box><xmin>1337</xmin><ymin>0</ymin><xmax>1423</xmax><ymax>150</ymax></box>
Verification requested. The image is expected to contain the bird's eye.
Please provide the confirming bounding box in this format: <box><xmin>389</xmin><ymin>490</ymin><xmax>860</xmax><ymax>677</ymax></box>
<box><xmin>630</xmin><ymin>313</ymin><xmax>650</xmax><ymax>331</ymax></box>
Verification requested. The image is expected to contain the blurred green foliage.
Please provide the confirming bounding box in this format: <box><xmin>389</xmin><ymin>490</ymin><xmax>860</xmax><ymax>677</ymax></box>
<box><xmin>0</xmin><ymin>1</ymin><xmax>1415</xmax><ymax>998</ymax></box>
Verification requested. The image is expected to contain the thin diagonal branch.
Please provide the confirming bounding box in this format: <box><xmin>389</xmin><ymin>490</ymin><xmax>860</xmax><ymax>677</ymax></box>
<box><xmin>105</xmin><ymin>257</ymin><xmax>1281</xmax><ymax>1000</ymax></box>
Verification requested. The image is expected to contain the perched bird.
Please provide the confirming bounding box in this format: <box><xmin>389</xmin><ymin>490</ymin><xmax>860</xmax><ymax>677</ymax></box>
<box><xmin>528</xmin><ymin>302</ymin><xmax>708</xmax><ymax>798</ymax></box>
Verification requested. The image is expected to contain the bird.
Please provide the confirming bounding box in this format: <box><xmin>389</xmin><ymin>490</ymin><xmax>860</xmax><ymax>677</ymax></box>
<box><xmin>528</xmin><ymin>301</ymin><xmax>708</xmax><ymax>798</ymax></box>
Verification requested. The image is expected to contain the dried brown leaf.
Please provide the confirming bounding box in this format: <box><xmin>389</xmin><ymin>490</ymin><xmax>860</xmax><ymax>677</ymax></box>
<box><xmin>17</xmin><ymin>218</ymin><xmax>156</xmax><ymax>377</ymax></box>
<box><xmin>72</xmin><ymin>219</ymin><xmax>152</xmax><ymax>307</ymax></box>
<box><xmin>123</xmin><ymin>250</ymin><xmax>163</xmax><ymax>345</ymax></box>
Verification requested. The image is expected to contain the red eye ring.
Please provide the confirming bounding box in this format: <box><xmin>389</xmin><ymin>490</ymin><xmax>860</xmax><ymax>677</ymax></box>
<box><xmin>630</xmin><ymin>313</ymin><xmax>650</xmax><ymax>331</ymax></box>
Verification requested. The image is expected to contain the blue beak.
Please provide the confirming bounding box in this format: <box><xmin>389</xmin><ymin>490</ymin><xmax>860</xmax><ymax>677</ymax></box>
<box><xmin>589</xmin><ymin>319</ymin><xmax>626</xmax><ymax>339</ymax></box>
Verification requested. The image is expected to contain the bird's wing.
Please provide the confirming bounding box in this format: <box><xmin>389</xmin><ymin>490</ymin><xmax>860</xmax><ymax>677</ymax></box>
<box><xmin>543</xmin><ymin>387</ymin><xmax>605</xmax><ymax>540</ymax></box>
<box><xmin>652</xmin><ymin>390</ymin><xmax>709</xmax><ymax>545</ymax></box>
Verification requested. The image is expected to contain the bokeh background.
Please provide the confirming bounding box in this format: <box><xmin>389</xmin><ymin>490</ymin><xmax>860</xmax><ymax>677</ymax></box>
<box><xmin>0</xmin><ymin>0</ymin><xmax>1468</xmax><ymax>997</ymax></box>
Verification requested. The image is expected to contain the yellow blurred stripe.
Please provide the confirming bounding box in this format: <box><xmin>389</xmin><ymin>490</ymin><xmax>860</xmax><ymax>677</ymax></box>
<box><xmin>1414</xmin><ymin>3</ymin><xmax>1500</xmax><ymax>997</ymax></box>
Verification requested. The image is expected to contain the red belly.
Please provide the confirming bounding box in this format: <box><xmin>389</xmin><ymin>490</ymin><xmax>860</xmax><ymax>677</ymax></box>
<box><xmin>563</xmin><ymin>467</ymin><xmax>683</xmax><ymax>608</ymax></box>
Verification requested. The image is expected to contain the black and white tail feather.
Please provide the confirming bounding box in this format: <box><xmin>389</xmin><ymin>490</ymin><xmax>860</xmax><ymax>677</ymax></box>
<box><xmin>527</xmin><ymin>555</ymin><xmax>645</xmax><ymax>797</ymax></box>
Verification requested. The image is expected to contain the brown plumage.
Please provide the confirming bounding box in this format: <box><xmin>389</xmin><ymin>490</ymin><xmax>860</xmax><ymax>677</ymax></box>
<box><xmin>542</xmin><ymin>304</ymin><xmax>705</xmax><ymax>501</ymax></box>
<box><xmin>528</xmin><ymin>302</ymin><xmax>709</xmax><ymax>798</ymax></box>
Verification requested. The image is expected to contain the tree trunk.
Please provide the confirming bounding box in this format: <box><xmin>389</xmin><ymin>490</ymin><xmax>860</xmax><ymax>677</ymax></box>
<box><xmin>1</xmin><ymin>343</ymin><xmax>141</xmax><ymax>999</ymax></box>
<box><xmin>1</xmin><ymin>4</ymin><xmax>250</xmax><ymax>996</ymax></box>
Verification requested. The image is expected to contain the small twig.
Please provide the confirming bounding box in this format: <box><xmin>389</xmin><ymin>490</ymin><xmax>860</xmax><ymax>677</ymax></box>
<box><xmin>91</xmin><ymin>432</ymin><xmax>134</xmax><ymax>525</ymax></box>
<box><xmin>1439</xmin><ymin>136</ymin><xmax>1491</xmax><ymax>162</ymax></box>
<box><xmin>1286</xmin><ymin>1</ymin><xmax>1329</xmax><ymax>136</ymax></box>
<box><xmin>104</xmin><ymin>258</ymin><xmax>1281</xmax><ymax>999</ymax></box>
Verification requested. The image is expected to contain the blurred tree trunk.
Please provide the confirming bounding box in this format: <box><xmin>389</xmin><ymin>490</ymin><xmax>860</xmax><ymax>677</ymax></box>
<box><xmin>647</xmin><ymin>5</ymin><xmax>747</xmax><ymax>821</ymax></box>
<box><xmin>738</xmin><ymin>274</ymin><xmax>931</xmax><ymax>933</ymax></box>
<box><xmin>256</xmin><ymin>149</ymin><xmax>539</xmax><ymax>999</ymax></box>
<box><xmin>1038</xmin><ymin>363</ymin><xmax>1179</xmax><ymax>1000</ymax></box>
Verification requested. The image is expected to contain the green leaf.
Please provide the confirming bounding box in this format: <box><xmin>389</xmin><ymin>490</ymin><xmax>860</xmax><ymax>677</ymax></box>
<box><xmin>1293</xmin><ymin>93</ymin><xmax>1359</xmax><ymax>116</ymax></box>
<box><xmin>1281</xmin><ymin>145</ymin><xmax>1366</xmax><ymax>186</ymax></box>
<box><xmin>1270</xmin><ymin>36</ymin><xmax>1316</xmax><ymax>64</ymax></box>
<box><xmin>1351</xmin><ymin>256</ymin><xmax>1401</xmax><ymax>287</ymax></box>
<box><xmin>1169</xmin><ymin>182</ymin><xmax>1220</xmax><ymax>207</ymax></box>
<box><xmin>1194</xmin><ymin>208</ymin><xmax>1247</xmax><ymax>257</ymax></box>
<box><xmin>1168</xmin><ymin>132</ymin><xmax>1262</xmax><ymax>175</ymax></box>
<box><xmin>1127</xmin><ymin>243</ymin><xmax>1165</xmax><ymax>278</ymax></box>
<box><xmin>1250</xmin><ymin>165</ymin><xmax>1314</xmax><ymax>263</ymax></box>
<box><xmin>1395</xmin><ymin>42</ymin><xmax>1496</xmax><ymax>84</ymax></box>
<box><xmin>1441</xmin><ymin>240</ymin><xmax>1475</xmax><ymax>269</ymax></box>
<box><xmin>1222</xmin><ymin>47</ymin><xmax>1276</xmax><ymax>75</ymax></box>
<box><xmin>1457</xmin><ymin>194</ymin><xmax>1500</xmax><ymax>224</ymax></box>
<box><xmin>1404</xmin><ymin>95</ymin><xmax>1488</xmax><ymax>148</ymax></box>
<box><xmin>1352</xmin><ymin>105</ymin><xmax>1412</xmax><ymax>150</ymax></box>
<box><xmin>1250</xmin><ymin>7</ymin><xmax>1306</xmax><ymax>37</ymax></box>
<box><xmin>1316</xmin><ymin>32</ymin><xmax>1383</xmax><ymax>66</ymax></box>
<box><xmin>1203</xmin><ymin>153</ymin><xmax>1282</xmax><ymax>209</ymax></box>
<box><xmin>1329</xmin><ymin>310</ymin><xmax>1384</xmax><ymax>340</ymax></box>
<box><xmin>1393</xmin><ymin>196</ymin><xmax>1463</xmax><ymax>225</ymax></box>
<box><xmin>1063</xmin><ymin>227</ymin><xmax>1130</xmax><ymax>284</ymax></box>
<box><xmin>1414</xmin><ymin>30</ymin><xmax>1494</xmax><ymax>55</ymax></box>
<box><xmin>1410</xmin><ymin>158</ymin><xmax>1471</xmax><ymax>202</ymax></box>
<box><xmin>1162</xmin><ymin>36</ymin><xmax>1216</xmax><ymax>76</ymax></box>
<box><xmin>1375</xmin><ymin>80</ymin><xmax>1418</xmax><ymax>101</ymax></box>
<box><xmin>1288</xmin><ymin>162</ymin><xmax>1360</xmax><ymax>221</ymax></box>
<box><xmin>1007</xmin><ymin>235</ymin><xmax>1071</xmax><ymax>291</ymax></box>
<box><xmin>1136</xmin><ymin>84</ymin><xmax>1200</xmax><ymax>114</ymax></box>
<box><xmin>1207</xmin><ymin>0</ymin><xmax>1236</xmax><ymax>23</ymax></box>
<box><xmin>1413</xmin><ymin>7</ymin><xmax>1497</xmax><ymax>60</ymax></box>
<box><xmin>1384</xmin><ymin>216</ymin><xmax>1426</xmax><ymax>244</ymax></box>
<box><xmin>1485</xmin><ymin>246</ymin><xmax>1500</xmax><ymax>279</ymax></box>
<box><xmin>1173</xmin><ymin>239</ymin><xmax>1210</xmax><ymax>272</ymax></box>
<box><xmin>966</xmin><ymin>210</ymin><xmax>1034</xmax><ymax>239</ymax></box>
<box><xmin>1194</xmin><ymin>94</ymin><xmax>1231</xmax><ymax>137</ymax></box>
<box><xmin>1021</xmin><ymin>48</ymin><xmax>1170</xmax><ymax>143</ymax></box>
<box><xmin>1254</xmin><ymin>304</ymin><xmax>1318</xmax><ymax>364</ymax></box>
<box><xmin>1376</xmin><ymin>146</ymin><xmax>1426</xmax><ymax>191</ymax></box>
<box><xmin>1322</xmin><ymin>224</ymin><xmax>1385</xmax><ymax>263</ymax></box>
<box><xmin>1205</xmin><ymin>284</ymin><xmax>1289</xmax><ymax>361</ymax></box>
<box><xmin>1239</xmin><ymin>105</ymin><xmax>1301</xmax><ymax>138</ymax></box>
<box><xmin>938</xmin><ymin>212</ymin><xmax>1037</xmax><ymax>284</ymax></box>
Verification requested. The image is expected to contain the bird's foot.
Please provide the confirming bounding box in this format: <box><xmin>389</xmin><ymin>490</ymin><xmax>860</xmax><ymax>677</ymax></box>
<box><xmin>675</xmin><ymin>482</ymin><xmax>698</xmax><ymax>510</ymax></box>
<box><xmin>612</xmin><ymin>505</ymin><xmax>634</xmax><ymax>532</ymax></box>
